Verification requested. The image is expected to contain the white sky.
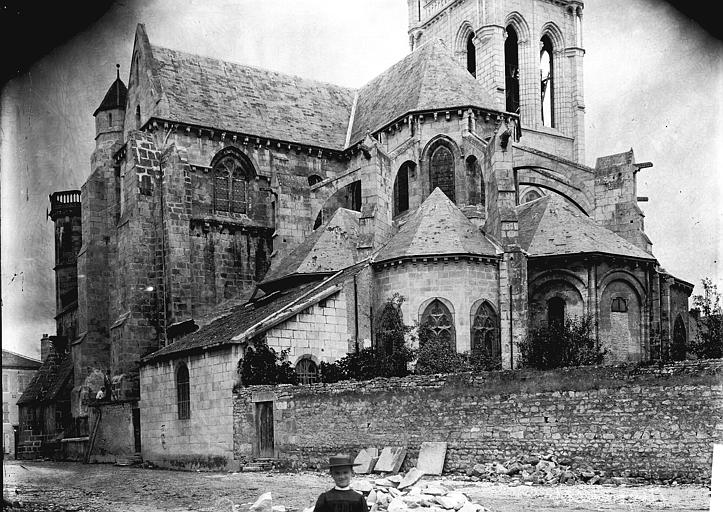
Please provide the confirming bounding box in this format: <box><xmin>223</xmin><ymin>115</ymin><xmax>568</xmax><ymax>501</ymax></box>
<box><xmin>1</xmin><ymin>0</ymin><xmax>721</xmax><ymax>358</ymax></box>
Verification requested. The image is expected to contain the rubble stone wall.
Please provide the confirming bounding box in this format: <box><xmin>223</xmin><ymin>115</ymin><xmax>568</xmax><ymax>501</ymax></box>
<box><xmin>233</xmin><ymin>360</ymin><xmax>722</xmax><ymax>482</ymax></box>
<box><xmin>88</xmin><ymin>401</ymin><xmax>136</xmax><ymax>463</ymax></box>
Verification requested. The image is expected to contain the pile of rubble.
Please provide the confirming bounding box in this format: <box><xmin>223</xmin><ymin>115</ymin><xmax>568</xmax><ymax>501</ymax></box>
<box><xmin>348</xmin><ymin>470</ymin><xmax>492</xmax><ymax>512</ymax></box>
<box><xmin>460</xmin><ymin>453</ymin><xmax>633</xmax><ymax>486</ymax></box>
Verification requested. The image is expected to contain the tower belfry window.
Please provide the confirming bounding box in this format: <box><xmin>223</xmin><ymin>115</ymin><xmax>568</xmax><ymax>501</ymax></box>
<box><xmin>505</xmin><ymin>26</ymin><xmax>520</xmax><ymax>114</ymax></box>
<box><xmin>540</xmin><ymin>35</ymin><xmax>555</xmax><ymax>127</ymax></box>
<box><xmin>466</xmin><ymin>33</ymin><xmax>476</xmax><ymax>77</ymax></box>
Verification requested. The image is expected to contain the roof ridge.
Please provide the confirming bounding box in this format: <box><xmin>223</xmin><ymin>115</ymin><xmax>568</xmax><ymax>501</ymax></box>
<box><xmin>1</xmin><ymin>348</ymin><xmax>41</xmax><ymax>362</ymax></box>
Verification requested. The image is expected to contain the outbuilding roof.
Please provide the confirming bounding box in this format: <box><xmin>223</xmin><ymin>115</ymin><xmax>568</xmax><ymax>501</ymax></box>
<box><xmin>142</xmin><ymin>262</ymin><xmax>367</xmax><ymax>363</ymax></box>
<box><xmin>16</xmin><ymin>351</ymin><xmax>73</xmax><ymax>405</ymax></box>
<box><xmin>2</xmin><ymin>349</ymin><xmax>41</xmax><ymax>370</ymax></box>
<box><xmin>516</xmin><ymin>195</ymin><xmax>656</xmax><ymax>261</ymax></box>
<box><xmin>373</xmin><ymin>188</ymin><xmax>500</xmax><ymax>263</ymax></box>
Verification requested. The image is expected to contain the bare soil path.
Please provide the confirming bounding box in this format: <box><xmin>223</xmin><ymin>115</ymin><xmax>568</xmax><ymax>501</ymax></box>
<box><xmin>2</xmin><ymin>460</ymin><xmax>710</xmax><ymax>512</ymax></box>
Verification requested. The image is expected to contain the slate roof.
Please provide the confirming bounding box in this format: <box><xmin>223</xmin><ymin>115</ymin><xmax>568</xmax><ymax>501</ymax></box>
<box><xmin>93</xmin><ymin>76</ymin><xmax>127</xmax><ymax>116</ymax></box>
<box><xmin>349</xmin><ymin>39</ymin><xmax>498</xmax><ymax>145</ymax></box>
<box><xmin>142</xmin><ymin>262</ymin><xmax>367</xmax><ymax>363</ymax></box>
<box><xmin>516</xmin><ymin>195</ymin><xmax>656</xmax><ymax>260</ymax></box>
<box><xmin>262</xmin><ymin>208</ymin><xmax>361</xmax><ymax>284</ymax></box>
<box><xmin>373</xmin><ymin>188</ymin><xmax>500</xmax><ymax>263</ymax></box>
<box><xmin>17</xmin><ymin>351</ymin><xmax>73</xmax><ymax>405</ymax></box>
<box><xmin>150</xmin><ymin>45</ymin><xmax>356</xmax><ymax>150</ymax></box>
<box><xmin>2</xmin><ymin>350</ymin><xmax>41</xmax><ymax>370</ymax></box>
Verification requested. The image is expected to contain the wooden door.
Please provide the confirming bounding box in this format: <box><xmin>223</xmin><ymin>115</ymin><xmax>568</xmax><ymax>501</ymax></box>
<box><xmin>256</xmin><ymin>401</ymin><xmax>275</xmax><ymax>458</ymax></box>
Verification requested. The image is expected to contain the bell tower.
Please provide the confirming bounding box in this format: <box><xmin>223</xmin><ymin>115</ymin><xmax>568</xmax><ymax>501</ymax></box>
<box><xmin>407</xmin><ymin>0</ymin><xmax>586</xmax><ymax>163</ymax></box>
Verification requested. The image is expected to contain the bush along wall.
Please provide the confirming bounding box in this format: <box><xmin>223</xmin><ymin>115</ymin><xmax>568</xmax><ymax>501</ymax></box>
<box><xmin>233</xmin><ymin>359</ymin><xmax>723</xmax><ymax>483</ymax></box>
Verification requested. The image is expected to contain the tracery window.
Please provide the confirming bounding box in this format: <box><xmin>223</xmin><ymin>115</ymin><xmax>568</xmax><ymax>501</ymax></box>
<box><xmin>471</xmin><ymin>302</ymin><xmax>500</xmax><ymax>359</ymax></box>
<box><xmin>421</xmin><ymin>299</ymin><xmax>455</xmax><ymax>350</ymax></box>
<box><xmin>212</xmin><ymin>152</ymin><xmax>255</xmax><ymax>215</ymax></box>
<box><xmin>611</xmin><ymin>297</ymin><xmax>628</xmax><ymax>313</ymax></box>
<box><xmin>295</xmin><ymin>358</ymin><xmax>319</xmax><ymax>385</ymax></box>
<box><xmin>429</xmin><ymin>145</ymin><xmax>455</xmax><ymax>202</ymax></box>
<box><xmin>176</xmin><ymin>363</ymin><xmax>190</xmax><ymax>420</ymax></box>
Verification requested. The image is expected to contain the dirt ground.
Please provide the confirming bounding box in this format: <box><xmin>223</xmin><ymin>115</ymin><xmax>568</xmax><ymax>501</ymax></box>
<box><xmin>2</xmin><ymin>460</ymin><xmax>710</xmax><ymax>512</ymax></box>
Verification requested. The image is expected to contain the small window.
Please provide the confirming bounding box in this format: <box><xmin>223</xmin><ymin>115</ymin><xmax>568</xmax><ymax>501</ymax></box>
<box><xmin>547</xmin><ymin>297</ymin><xmax>565</xmax><ymax>327</ymax></box>
<box><xmin>308</xmin><ymin>174</ymin><xmax>323</xmax><ymax>186</ymax></box>
<box><xmin>176</xmin><ymin>363</ymin><xmax>190</xmax><ymax>420</ymax></box>
<box><xmin>108</xmin><ymin>112</ymin><xmax>112</xmax><ymax>126</ymax></box>
<box><xmin>466</xmin><ymin>33</ymin><xmax>476</xmax><ymax>77</ymax></box>
<box><xmin>393</xmin><ymin>163</ymin><xmax>412</xmax><ymax>216</ymax></box>
<box><xmin>135</xmin><ymin>105</ymin><xmax>141</xmax><ymax>129</ymax></box>
<box><xmin>611</xmin><ymin>297</ymin><xmax>628</xmax><ymax>313</ymax></box>
<box><xmin>295</xmin><ymin>358</ymin><xmax>319</xmax><ymax>385</ymax></box>
<box><xmin>522</xmin><ymin>190</ymin><xmax>542</xmax><ymax>203</ymax></box>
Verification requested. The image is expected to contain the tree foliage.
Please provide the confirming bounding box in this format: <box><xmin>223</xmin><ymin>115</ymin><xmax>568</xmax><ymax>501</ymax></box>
<box><xmin>238</xmin><ymin>336</ymin><xmax>297</xmax><ymax>386</ymax></box>
<box><xmin>690</xmin><ymin>278</ymin><xmax>723</xmax><ymax>359</ymax></box>
<box><xmin>320</xmin><ymin>294</ymin><xmax>414</xmax><ymax>382</ymax></box>
<box><xmin>517</xmin><ymin>315</ymin><xmax>605</xmax><ymax>370</ymax></box>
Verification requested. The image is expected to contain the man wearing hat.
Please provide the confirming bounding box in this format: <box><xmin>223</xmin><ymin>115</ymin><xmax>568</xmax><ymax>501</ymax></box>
<box><xmin>313</xmin><ymin>454</ymin><xmax>368</xmax><ymax>512</ymax></box>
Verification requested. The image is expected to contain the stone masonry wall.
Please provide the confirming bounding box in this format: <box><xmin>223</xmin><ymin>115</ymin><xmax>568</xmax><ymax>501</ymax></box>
<box><xmin>139</xmin><ymin>345</ymin><xmax>242</xmax><ymax>471</ymax></box>
<box><xmin>373</xmin><ymin>258</ymin><xmax>500</xmax><ymax>354</ymax></box>
<box><xmin>234</xmin><ymin>360</ymin><xmax>722</xmax><ymax>482</ymax></box>
<box><xmin>265</xmin><ymin>289</ymin><xmax>351</xmax><ymax>365</ymax></box>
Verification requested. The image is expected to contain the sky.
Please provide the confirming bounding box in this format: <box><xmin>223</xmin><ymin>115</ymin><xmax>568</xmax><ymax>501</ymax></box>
<box><xmin>1</xmin><ymin>0</ymin><xmax>721</xmax><ymax>358</ymax></box>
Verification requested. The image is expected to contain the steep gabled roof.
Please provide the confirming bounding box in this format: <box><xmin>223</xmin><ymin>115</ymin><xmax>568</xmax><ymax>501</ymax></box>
<box><xmin>142</xmin><ymin>262</ymin><xmax>367</xmax><ymax>363</ymax></box>
<box><xmin>2</xmin><ymin>350</ymin><xmax>41</xmax><ymax>370</ymax></box>
<box><xmin>373</xmin><ymin>188</ymin><xmax>500</xmax><ymax>263</ymax></box>
<box><xmin>349</xmin><ymin>39</ymin><xmax>498</xmax><ymax>145</ymax></box>
<box><xmin>516</xmin><ymin>195</ymin><xmax>656</xmax><ymax>260</ymax></box>
<box><xmin>17</xmin><ymin>351</ymin><xmax>73</xmax><ymax>405</ymax></box>
<box><xmin>149</xmin><ymin>45</ymin><xmax>355</xmax><ymax>150</ymax></box>
<box><xmin>262</xmin><ymin>208</ymin><xmax>361</xmax><ymax>284</ymax></box>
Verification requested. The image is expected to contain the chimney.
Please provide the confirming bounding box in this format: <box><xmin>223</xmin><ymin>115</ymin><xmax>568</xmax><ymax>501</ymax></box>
<box><xmin>41</xmin><ymin>334</ymin><xmax>52</xmax><ymax>362</ymax></box>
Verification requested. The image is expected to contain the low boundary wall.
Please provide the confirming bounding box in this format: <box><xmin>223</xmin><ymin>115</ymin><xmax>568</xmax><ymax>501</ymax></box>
<box><xmin>234</xmin><ymin>360</ymin><xmax>723</xmax><ymax>482</ymax></box>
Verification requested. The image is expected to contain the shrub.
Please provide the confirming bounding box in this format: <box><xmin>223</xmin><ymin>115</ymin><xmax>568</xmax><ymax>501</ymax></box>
<box><xmin>415</xmin><ymin>322</ymin><xmax>465</xmax><ymax>374</ymax></box>
<box><xmin>238</xmin><ymin>336</ymin><xmax>297</xmax><ymax>386</ymax></box>
<box><xmin>320</xmin><ymin>294</ymin><xmax>414</xmax><ymax>382</ymax></box>
<box><xmin>690</xmin><ymin>278</ymin><xmax>723</xmax><ymax>359</ymax></box>
<box><xmin>517</xmin><ymin>315</ymin><xmax>605</xmax><ymax>370</ymax></box>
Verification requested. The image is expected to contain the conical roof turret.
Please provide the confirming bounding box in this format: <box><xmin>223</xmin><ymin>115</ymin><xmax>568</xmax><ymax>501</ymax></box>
<box><xmin>93</xmin><ymin>64</ymin><xmax>128</xmax><ymax>116</ymax></box>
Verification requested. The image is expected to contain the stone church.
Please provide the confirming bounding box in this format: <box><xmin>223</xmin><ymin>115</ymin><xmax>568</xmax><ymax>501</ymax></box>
<box><xmin>24</xmin><ymin>0</ymin><xmax>692</xmax><ymax>467</ymax></box>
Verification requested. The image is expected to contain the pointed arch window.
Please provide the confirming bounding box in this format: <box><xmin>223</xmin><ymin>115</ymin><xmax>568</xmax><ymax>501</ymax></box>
<box><xmin>393</xmin><ymin>162</ymin><xmax>412</xmax><ymax>216</ymax></box>
<box><xmin>540</xmin><ymin>35</ymin><xmax>555</xmax><ymax>127</ymax></box>
<box><xmin>472</xmin><ymin>302</ymin><xmax>500</xmax><ymax>360</ymax></box>
<box><xmin>466</xmin><ymin>33</ymin><xmax>476</xmax><ymax>77</ymax></box>
<box><xmin>421</xmin><ymin>299</ymin><xmax>455</xmax><ymax>350</ymax></box>
<box><xmin>429</xmin><ymin>145</ymin><xmax>455</xmax><ymax>202</ymax></box>
<box><xmin>212</xmin><ymin>152</ymin><xmax>255</xmax><ymax>215</ymax></box>
<box><xmin>505</xmin><ymin>26</ymin><xmax>520</xmax><ymax>114</ymax></box>
<box><xmin>176</xmin><ymin>363</ymin><xmax>190</xmax><ymax>420</ymax></box>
